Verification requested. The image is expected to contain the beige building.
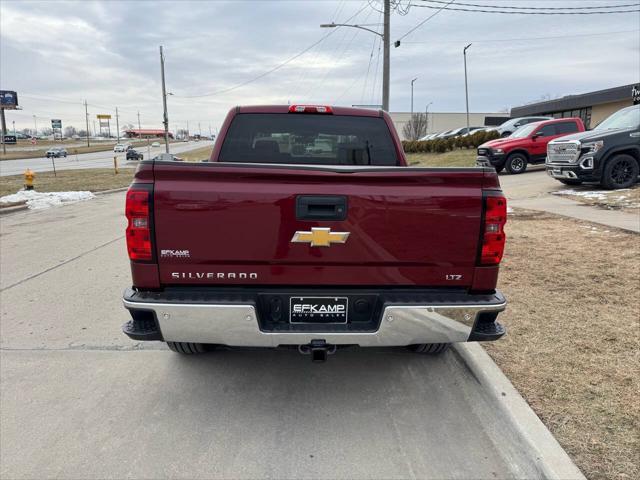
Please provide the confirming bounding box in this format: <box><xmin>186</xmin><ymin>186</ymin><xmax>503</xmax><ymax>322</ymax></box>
<box><xmin>389</xmin><ymin>112</ymin><xmax>509</xmax><ymax>140</ymax></box>
<box><xmin>510</xmin><ymin>83</ymin><xmax>639</xmax><ymax>130</ymax></box>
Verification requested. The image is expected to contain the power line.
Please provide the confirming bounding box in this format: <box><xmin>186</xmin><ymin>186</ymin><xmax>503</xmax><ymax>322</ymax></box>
<box><xmin>402</xmin><ymin>28</ymin><xmax>640</xmax><ymax>44</ymax></box>
<box><xmin>415</xmin><ymin>0</ymin><xmax>640</xmax><ymax>10</ymax></box>
<box><xmin>174</xmin><ymin>1</ymin><xmax>371</xmax><ymax>99</ymax></box>
<box><xmin>396</xmin><ymin>0</ymin><xmax>456</xmax><ymax>42</ymax></box>
<box><xmin>411</xmin><ymin>2</ymin><xmax>639</xmax><ymax>14</ymax></box>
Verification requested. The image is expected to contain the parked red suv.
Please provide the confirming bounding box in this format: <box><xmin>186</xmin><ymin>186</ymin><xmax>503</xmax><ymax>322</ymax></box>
<box><xmin>477</xmin><ymin>117</ymin><xmax>585</xmax><ymax>174</ymax></box>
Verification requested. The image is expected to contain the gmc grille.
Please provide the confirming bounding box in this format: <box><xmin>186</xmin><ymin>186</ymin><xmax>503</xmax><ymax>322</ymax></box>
<box><xmin>547</xmin><ymin>142</ymin><xmax>580</xmax><ymax>164</ymax></box>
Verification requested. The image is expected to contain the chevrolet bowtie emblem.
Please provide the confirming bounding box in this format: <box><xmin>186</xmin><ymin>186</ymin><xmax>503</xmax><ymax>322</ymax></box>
<box><xmin>291</xmin><ymin>227</ymin><xmax>350</xmax><ymax>247</ymax></box>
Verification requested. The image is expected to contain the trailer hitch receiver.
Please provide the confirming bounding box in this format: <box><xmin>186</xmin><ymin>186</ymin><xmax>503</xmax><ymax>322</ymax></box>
<box><xmin>298</xmin><ymin>339</ymin><xmax>336</xmax><ymax>363</ymax></box>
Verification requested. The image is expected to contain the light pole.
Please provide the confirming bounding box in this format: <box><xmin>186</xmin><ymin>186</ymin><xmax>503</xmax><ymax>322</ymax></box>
<box><xmin>463</xmin><ymin>43</ymin><xmax>472</xmax><ymax>132</ymax></box>
<box><xmin>33</xmin><ymin>115</ymin><xmax>37</xmax><ymax>137</ymax></box>
<box><xmin>410</xmin><ymin>77</ymin><xmax>418</xmax><ymax>116</ymax></box>
<box><xmin>320</xmin><ymin>0</ymin><xmax>390</xmax><ymax>111</ymax></box>
<box><xmin>160</xmin><ymin>45</ymin><xmax>171</xmax><ymax>154</ymax></box>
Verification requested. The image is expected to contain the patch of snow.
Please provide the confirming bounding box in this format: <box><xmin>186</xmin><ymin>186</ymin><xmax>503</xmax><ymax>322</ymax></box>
<box><xmin>507</xmin><ymin>206</ymin><xmax>514</xmax><ymax>214</ymax></box>
<box><xmin>552</xmin><ymin>189</ymin><xmax>607</xmax><ymax>200</ymax></box>
<box><xmin>0</xmin><ymin>190</ymin><xmax>94</xmax><ymax>210</ymax></box>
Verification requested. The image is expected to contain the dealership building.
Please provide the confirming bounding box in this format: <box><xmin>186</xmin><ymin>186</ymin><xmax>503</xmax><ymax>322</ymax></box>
<box><xmin>510</xmin><ymin>83</ymin><xmax>639</xmax><ymax>130</ymax></box>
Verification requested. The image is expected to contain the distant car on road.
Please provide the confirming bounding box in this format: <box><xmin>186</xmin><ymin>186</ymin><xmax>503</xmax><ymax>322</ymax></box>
<box><xmin>494</xmin><ymin>116</ymin><xmax>552</xmax><ymax>138</ymax></box>
<box><xmin>113</xmin><ymin>144</ymin><xmax>127</xmax><ymax>152</ymax></box>
<box><xmin>546</xmin><ymin>104</ymin><xmax>640</xmax><ymax>189</ymax></box>
<box><xmin>126</xmin><ymin>149</ymin><xmax>143</xmax><ymax>161</ymax></box>
<box><xmin>477</xmin><ymin>117</ymin><xmax>585</xmax><ymax>174</ymax></box>
<box><xmin>45</xmin><ymin>147</ymin><xmax>67</xmax><ymax>158</ymax></box>
<box><xmin>151</xmin><ymin>141</ymin><xmax>161</xmax><ymax>147</ymax></box>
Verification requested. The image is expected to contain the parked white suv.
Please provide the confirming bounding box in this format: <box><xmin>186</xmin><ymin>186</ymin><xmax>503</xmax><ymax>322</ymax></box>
<box><xmin>113</xmin><ymin>143</ymin><xmax>127</xmax><ymax>152</ymax></box>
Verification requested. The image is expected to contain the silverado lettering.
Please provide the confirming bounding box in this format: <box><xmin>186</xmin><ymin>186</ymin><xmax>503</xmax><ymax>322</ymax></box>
<box><xmin>170</xmin><ymin>272</ymin><xmax>258</xmax><ymax>280</ymax></box>
<box><xmin>122</xmin><ymin>105</ymin><xmax>508</xmax><ymax>362</ymax></box>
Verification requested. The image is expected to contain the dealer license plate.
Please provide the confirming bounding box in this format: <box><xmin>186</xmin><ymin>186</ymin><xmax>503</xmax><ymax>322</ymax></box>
<box><xmin>289</xmin><ymin>297</ymin><xmax>348</xmax><ymax>324</ymax></box>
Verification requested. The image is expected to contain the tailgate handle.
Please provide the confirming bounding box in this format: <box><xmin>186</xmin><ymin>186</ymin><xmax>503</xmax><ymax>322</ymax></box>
<box><xmin>296</xmin><ymin>195</ymin><xmax>347</xmax><ymax>221</ymax></box>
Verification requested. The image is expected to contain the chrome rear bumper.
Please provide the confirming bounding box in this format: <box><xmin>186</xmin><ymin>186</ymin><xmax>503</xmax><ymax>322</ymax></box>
<box><xmin>123</xmin><ymin>290</ymin><xmax>506</xmax><ymax>347</ymax></box>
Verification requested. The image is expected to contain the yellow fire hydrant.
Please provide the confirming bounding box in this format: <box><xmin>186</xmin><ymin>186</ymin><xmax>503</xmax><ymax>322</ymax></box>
<box><xmin>24</xmin><ymin>169</ymin><xmax>35</xmax><ymax>190</ymax></box>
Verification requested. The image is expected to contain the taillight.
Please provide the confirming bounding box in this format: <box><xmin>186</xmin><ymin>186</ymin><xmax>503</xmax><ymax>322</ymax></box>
<box><xmin>480</xmin><ymin>195</ymin><xmax>507</xmax><ymax>265</ymax></box>
<box><xmin>288</xmin><ymin>105</ymin><xmax>333</xmax><ymax>114</ymax></box>
<box><xmin>125</xmin><ymin>187</ymin><xmax>152</xmax><ymax>261</ymax></box>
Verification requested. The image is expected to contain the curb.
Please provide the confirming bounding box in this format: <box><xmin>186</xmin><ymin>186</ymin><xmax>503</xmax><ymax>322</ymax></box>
<box><xmin>0</xmin><ymin>204</ymin><xmax>29</xmax><ymax>216</ymax></box>
<box><xmin>455</xmin><ymin>343</ymin><xmax>586</xmax><ymax>480</ymax></box>
<box><xmin>94</xmin><ymin>187</ymin><xmax>129</xmax><ymax>196</ymax></box>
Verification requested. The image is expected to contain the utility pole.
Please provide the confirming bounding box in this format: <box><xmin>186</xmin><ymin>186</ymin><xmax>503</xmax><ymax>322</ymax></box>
<box><xmin>137</xmin><ymin>111</ymin><xmax>142</xmax><ymax>131</ymax></box>
<box><xmin>1</xmin><ymin>108</ymin><xmax>6</xmax><ymax>155</ymax></box>
<box><xmin>382</xmin><ymin>0</ymin><xmax>390</xmax><ymax>111</ymax></box>
<box><xmin>84</xmin><ymin>100</ymin><xmax>90</xmax><ymax>147</ymax></box>
<box><xmin>115</xmin><ymin>107</ymin><xmax>120</xmax><ymax>143</ymax></box>
<box><xmin>209</xmin><ymin>124</ymin><xmax>212</xmax><ymax>139</ymax></box>
<box><xmin>160</xmin><ymin>45</ymin><xmax>170</xmax><ymax>154</ymax></box>
<box><xmin>463</xmin><ymin>43</ymin><xmax>472</xmax><ymax>132</ymax></box>
<box><xmin>186</xmin><ymin>120</ymin><xmax>189</xmax><ymax>140</ymax></box>
<box><xmin>410</xmin><ymin>77</ymin><xmax>418</xmax><ymax>116</ymax></box>
<box><xmin>198</xmin><ymin>122</ymin><xmax>201</xmax><ymax>138</ymax></box>
<box><xmin>33</xmin><ymin>115</ymin><xmax>37</xmax><ymax>137</ymax></box>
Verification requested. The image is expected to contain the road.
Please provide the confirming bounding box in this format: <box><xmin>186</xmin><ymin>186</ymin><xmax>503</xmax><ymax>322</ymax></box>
<box><xmin>0</xmin><ymin>140</ymin><xmax>214</xmax><ymax>176</ymax></box>
<box><xmin>0</xmin><ymin>192</ymin><xmax>562</xmax><ymax>479</ymax></box>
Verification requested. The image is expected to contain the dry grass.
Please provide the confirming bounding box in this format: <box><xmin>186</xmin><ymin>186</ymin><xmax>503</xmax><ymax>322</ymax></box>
<box><xmin>553</xmin><ymin>184</ymin><xmax>640</xmax><ymax>215</ymax></box>
<box><xmin>0</xmin><ymin>169</ymin><xmax>134</xmax><ymax>199</ymax></box>
<box><xmin>405</xmin><ymin>149</ymin><xmax>477</xmax><ymax>167</ymax></box>
<box><xmin>487</xmin><ymin>210</ymin><xmax>640</xmax><ymax>480</ymax></box>
<box><xmin>177</xmin><ymin>145</ymin><xmax>214</xmax><ymax>162</ymax></box>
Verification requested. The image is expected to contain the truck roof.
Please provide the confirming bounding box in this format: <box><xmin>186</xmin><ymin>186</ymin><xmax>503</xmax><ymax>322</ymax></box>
<box><xmin>236</xmin><ymin>105</ymin><xmax>383</xmax><ymax>117</ymax></box>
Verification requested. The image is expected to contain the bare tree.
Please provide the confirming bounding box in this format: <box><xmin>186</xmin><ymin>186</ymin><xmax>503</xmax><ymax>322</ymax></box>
<box><xmin>402</xmin><ymin>113</ymin><xmax>428</xmax><ymax>141</ymax></box>
<box><xmin>64</xmin><ymin>126</ymin><xmax>77</xmax><ymax>137</ymax></box>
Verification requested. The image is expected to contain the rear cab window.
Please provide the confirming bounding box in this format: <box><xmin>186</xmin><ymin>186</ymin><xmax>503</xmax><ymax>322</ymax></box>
<box><xmin>554</xmin><ymin>121</ymin><xmax>579</xmax><ymax>134</ymax></box>
<box><xmin>218</xmin><ymin>113</ymin><xmax>399</xmax><ymax>166</ymax></box>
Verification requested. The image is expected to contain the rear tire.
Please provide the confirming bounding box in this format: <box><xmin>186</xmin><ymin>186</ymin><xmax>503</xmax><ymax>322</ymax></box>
<box><xmin>167</xmin><ymin>342</ymin><xmax>207</xmax><ymax>354</ymax></box>
<box><xmin>559</xmin><ymin>179</ymin><xmax>583</xmax><ymax>186</ymax></box>
<box><xmin>506</xmin><ymin>153</ymin><xmax>528</xmax><ymax>174</ymax></box>
<box><xmin>407</xmin><ymin>343</ymin><xmax>450</xmax><ymax>355</ymax></box>
<box><xmin>601</xmin><ymin>154</ymin><xmax>639</xmax><ymax>190</ymax></box>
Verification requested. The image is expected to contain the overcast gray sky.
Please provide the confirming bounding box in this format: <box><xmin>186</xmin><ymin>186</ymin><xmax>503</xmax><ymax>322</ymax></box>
<box><xmin>1</xmin><ymin>0</ymin><xmax>639</xmax><ymax>132</ymax></box>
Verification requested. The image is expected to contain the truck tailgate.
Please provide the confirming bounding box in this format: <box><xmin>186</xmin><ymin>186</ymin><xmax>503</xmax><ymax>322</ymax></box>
<box><xmin>153</xmin><ymin>163</ymin><xmax>486</xmax><ymax>287</ymax></box>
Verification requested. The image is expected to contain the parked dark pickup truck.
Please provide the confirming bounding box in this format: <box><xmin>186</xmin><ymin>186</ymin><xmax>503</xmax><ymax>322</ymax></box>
<box><xmin>122</xmin><ymin>105</ymin><xmax>507</xmax><ymax>361</ymax></box>
<box><xmin>546</xmin><ymin>105</ymin><xmax>640</xmax><ymax>189</ymax></box>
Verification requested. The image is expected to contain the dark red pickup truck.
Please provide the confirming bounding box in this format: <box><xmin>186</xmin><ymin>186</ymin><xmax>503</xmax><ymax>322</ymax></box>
<box><xmin>122</xmin><ymin>105</ymin><xmax>507</xmax><ymax>361</ymax></box>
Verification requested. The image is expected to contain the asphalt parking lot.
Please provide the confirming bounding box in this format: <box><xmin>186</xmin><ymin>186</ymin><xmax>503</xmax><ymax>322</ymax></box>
<box><xmin>0</xmin><ymin>192</ymin><xmax>580</xmax><ymax>479</ymax></box>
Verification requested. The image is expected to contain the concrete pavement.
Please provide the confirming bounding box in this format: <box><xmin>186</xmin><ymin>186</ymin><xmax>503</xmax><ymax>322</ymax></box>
<box><xmin>499</xmin><ymin>168</ymin><xmax>640</xmax><ymax>233</ymax></box>
<box><xmin>0</xmin><ymin>140</ymin><xmax>214</xmax><ymax>176</ymax></box>
<box><xmin>0</xmin><ymin>192</ymin><xmax>583</xmax><ymax>479</ymax></box>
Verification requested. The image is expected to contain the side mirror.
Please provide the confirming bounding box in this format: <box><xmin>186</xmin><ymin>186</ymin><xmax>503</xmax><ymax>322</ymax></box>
<box><xmin>532</xmin><ymin>131</ymin><xmax>542</xmax><ymax>139</ymax></box>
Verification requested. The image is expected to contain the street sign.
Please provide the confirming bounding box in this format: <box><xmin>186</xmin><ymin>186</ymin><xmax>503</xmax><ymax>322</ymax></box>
<box><xmin>97</xmin><ymin>114</ymin><xmax>111</xmax><ymax>120</ymax></box>
<box><xmin>2</xmin><ymin>135</ymin><xmax>17</xmax><ymax>144</ymax></box>
<box><xmin>51</xmin><ymin>119</ymin><xmax>62</xmax><ymax>129</ymax></box>
<box><xmin>0</xmin><ymin>90</ymin><xmax>18</xmax><ymax>109</ymax></box>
